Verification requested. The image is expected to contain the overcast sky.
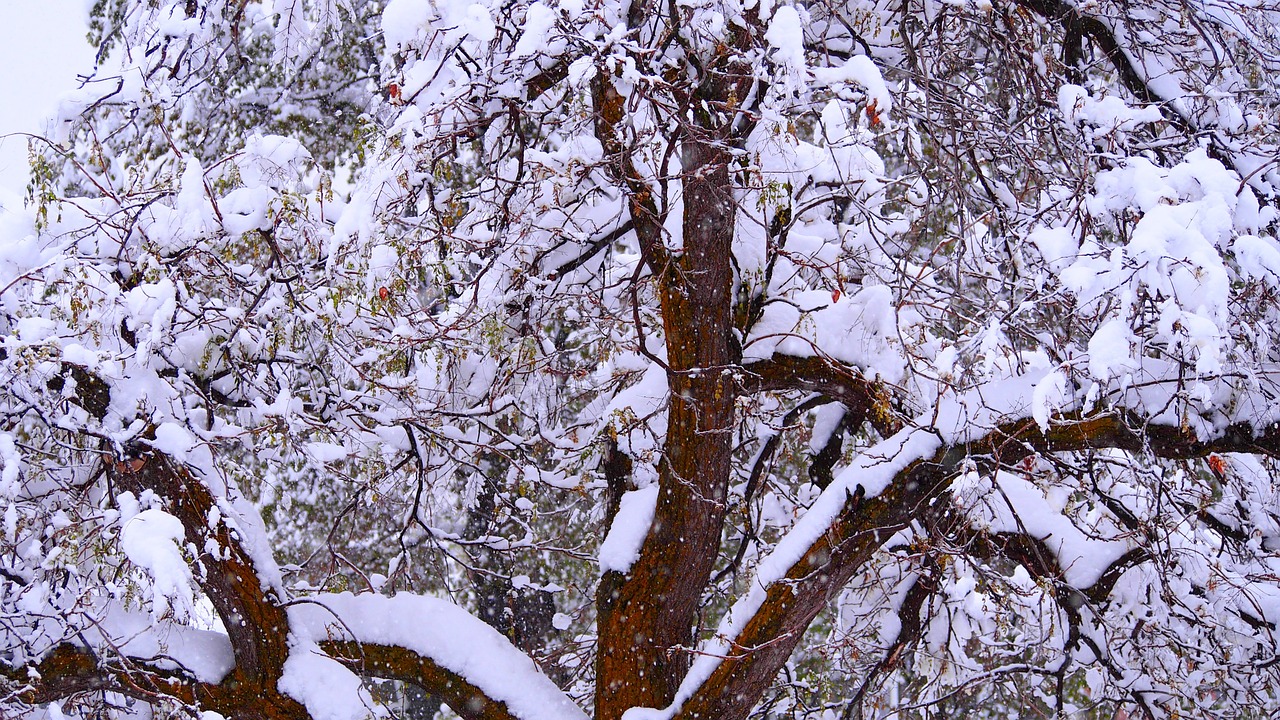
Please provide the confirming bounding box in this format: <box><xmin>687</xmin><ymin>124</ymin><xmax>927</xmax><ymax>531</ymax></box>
<box><xmin>0</xmin><ymin>0</ymin><xmax>95</xmax><ymax>201</ymax></box>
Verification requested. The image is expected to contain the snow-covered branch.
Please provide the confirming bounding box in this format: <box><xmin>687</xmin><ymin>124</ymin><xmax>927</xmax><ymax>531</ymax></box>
<box><xmin>668</xmin><ymin>398</ymin><xmax>1280</xmax><ymax>720</ymax></box>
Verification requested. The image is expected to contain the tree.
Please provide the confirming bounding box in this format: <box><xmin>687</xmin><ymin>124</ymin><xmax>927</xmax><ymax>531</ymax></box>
<box><xmin>2</xmin><ymin>0</ymin><xmax>1279</xmax><ymax>719</ymax></box>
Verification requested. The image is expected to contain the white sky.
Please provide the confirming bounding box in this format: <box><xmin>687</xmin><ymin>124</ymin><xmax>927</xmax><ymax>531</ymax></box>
<box><xmin>0</xmin><ymin>0</ymin><xmax>94</xmax><ymax>200</ymax></box>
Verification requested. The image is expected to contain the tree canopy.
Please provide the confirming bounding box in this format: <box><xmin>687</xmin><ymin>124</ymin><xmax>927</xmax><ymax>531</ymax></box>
<box><xmin>2</xmin><ymin>1</ymin><xmax>1280</xmax><ymax>719</ymax></box>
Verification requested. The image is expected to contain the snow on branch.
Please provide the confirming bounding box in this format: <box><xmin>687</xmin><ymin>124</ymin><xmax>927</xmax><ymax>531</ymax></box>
<box><xmin>660</xmin><ymin>378</ymin><xmax>1280</xmax><ymax>720</ymax></box>
<box><xmin>290</xmin><ymin>593</ymin><xmax>587</xmax><ymax>720</ymax></box>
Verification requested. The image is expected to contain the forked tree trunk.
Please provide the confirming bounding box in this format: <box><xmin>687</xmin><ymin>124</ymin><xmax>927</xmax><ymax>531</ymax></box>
<box><xmin>594</xmin><ymin>135</ymin><xmax>739</xmax><ymax>720</ymax></box>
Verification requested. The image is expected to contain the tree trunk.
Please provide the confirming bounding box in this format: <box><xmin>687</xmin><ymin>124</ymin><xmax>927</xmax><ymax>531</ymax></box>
<box><xmin>595</xmin><ymin>137</ymin><xmax>738</xmax><ymax>720</ymax></box>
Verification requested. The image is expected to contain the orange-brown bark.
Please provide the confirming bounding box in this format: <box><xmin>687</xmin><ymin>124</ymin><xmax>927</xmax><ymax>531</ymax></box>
<box><xmin>588</xmin><ymin>11</ymin><xmax>758</xmax><ymax>718</ymax></box>
<box><xmin>594</xmin><ymin>135</ymin><xmax>740</xmax><ymax>720</ymax></box>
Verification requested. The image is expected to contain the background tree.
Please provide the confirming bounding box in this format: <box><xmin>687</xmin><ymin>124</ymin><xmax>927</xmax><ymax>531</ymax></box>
<box><xmin>2</xmin><ymin>1</ymin><xmax>1279</xmax><ymax>720</ymax></box>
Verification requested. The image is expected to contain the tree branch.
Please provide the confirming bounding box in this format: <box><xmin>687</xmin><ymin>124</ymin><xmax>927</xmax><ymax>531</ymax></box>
<box><xmin>740</xmin><ymin>354</ymin><xmax>902</xmax><ymax>437</ymax></box>
<box><xmin>672</xmin><ymin>407</ymin><xmax>1280</xmax><ymax>720</ymax></box>
<box><xmin>320</xmin><ymin>641</ymin><xmax>524</xmax><ymax>720</ymax></box>
<box><xmin>1</xmin><ymin>644</ymin><xmax>203</xmax><ymax>708</ymax></box>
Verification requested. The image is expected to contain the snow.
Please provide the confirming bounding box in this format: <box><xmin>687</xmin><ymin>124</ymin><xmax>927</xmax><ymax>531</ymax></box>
<box><xmin>764</xmin><ymin>6</ymin><xmax>806</xmax><ymax>75</ymax></box>
<box><xmin>1233</xmin><ymin>235</ymin><xmax>1280</xmax><ymax>286</ymax></box>
<box><xmin>1031</xmin><ymin>370</ymin><xmax>1069</xmax><ymax>432</ymax></box>
<box><xmin>1058</xmin><ymin>84</ymin><xmax>1162</xmax><ymax>131</ymax></box>
<box><xmin>512</xmin><ymin>2</ymin><xmax>558</xmax><ymax>57</ymax></box>
<box><xmin>374</xmin><ymin>425</ymin><xmax>412</xmax><ymax>453</ymax></box>
<box><xmin>808</xmin><ymin>403</ymin><xmax>845</xmax><ymax>454</ymax></box>
<box><xmin>380</xmin><ymin>0</ymin><xmax>433</xmax><ymax>49</ymax></box>
<box><xmin>152</xmin><ymin>422</ymin><xmax>198</xmax><ymax>461</ymax></box>
<box><xmin>955</xmin><ymin>471</ymin><xmax>1132</xmax><ymax>589</ymax></box>
<box><xmin>740</xmin><ymin>302</ymin><xmax>802</xmax><ymax>362</ymax></box>
<box><xmin>812</xmin><ymin>55</ymin><xmax>893</xmax><ymax>118</ymax></box>
<box><xmin>218</xmin><ymin>187</ymin><xmax>275</xmax><ymax>235</ymax></box>
<box><xmin>463</xmin><ymin>4</ymin><xmax>497</xmax><ymax>43</ymax></box>
<box><xmin>307</xmin><ymin>441</ymin><xmax>351</xmax><ymax>463</ymax></box>
<box><xmin>598</xmin><ymin>485</ymin><xmax>659</xmax><ymax>573</ymax></box>
<box><xmin>280</xmin><ymin>641</ymin><xmax>385</xmax><ymax>720</ymax></box>
<box><xmin>0</xmin><ymin>433</ymin><xmax>19</xmax><ymax>498</ymax></box>
<box><xmin>159</xmin><ymin>3</ymin><xmax>203</xmax><ymax>38</ymax></box>
<box><xmin>119</xmin><ymin>509</ymin><xmax>195</xmax><ymax>621</ymax></box>
<box><xmin>1087</xmin><ymin>319</ymin><xmax>1136</xmax><ymax>382</ymax></box>
<box><xmin>290</xmin><ymin>594</ymin><xmax>588</xmax><ymax>720</ymax></box>
<box><xmin>273</xmin><ymin>0</ymin><xmax>316</xmax><ymax>74</ymax></box>
<box><xmin>97</xmin><ymin>606</ymin><xmax>235</xmax><ymax>683</ymax></box>
<box><xmin>238</xmin><ymin>134</ymin><xmax>313</xmax><ymax>189</ymax></box>
<box><xmin>1028</xmin><ymin>225</ymin><xmax>1078</xmax><ymax>272</ymax></box>
<box><xmin>811</xmin><ymin>285</ymin><xmax>904</xmax><ymax>382</ymax></box>
<box><xmin>600</xmin><ymin>363</ymin><xmax>669</xmax><ymax>459</ymax></box>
